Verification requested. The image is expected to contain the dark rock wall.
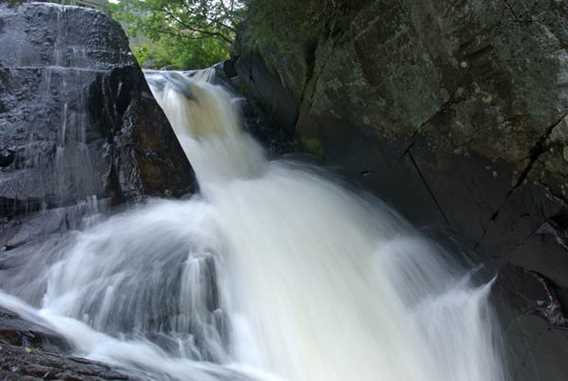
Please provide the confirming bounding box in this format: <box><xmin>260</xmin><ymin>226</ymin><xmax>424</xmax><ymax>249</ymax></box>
<box><xmin>235</xmin><ymin>0</ymin><xmax>568</xmax><ymax>379</ymax></box>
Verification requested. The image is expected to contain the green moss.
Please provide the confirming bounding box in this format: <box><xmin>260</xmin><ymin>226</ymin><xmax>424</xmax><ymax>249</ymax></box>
<box><xmin>301</xmin><ymin>137</ymin><xmax>324</xmax><ymax>157</ymax></box>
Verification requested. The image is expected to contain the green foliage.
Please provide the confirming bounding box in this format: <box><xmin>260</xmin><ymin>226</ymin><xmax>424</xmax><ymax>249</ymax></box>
<box><xmin>110</xmin><ymin>0</ymin><xmax>244</xmax><ymax>69</ymax></box>
<box><xmin>129</xmin><ymin>34</ymin><xmax>229</xmax><ymax>69</ymax></box>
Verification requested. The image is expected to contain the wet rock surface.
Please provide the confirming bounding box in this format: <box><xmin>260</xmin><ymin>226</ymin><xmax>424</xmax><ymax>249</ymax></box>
<box><xmin>210</xmin><ymin>61</ymin><xmax>298</xmax><ymax>156</ymax></box>
<box><xmin>0</xmin><ymin>2</ymin><xmax>196</xmax><ymax>378</ymax></box>
<box><xmin>0</xmin><ymin>307</ymin><xmax>137</xmax><ymax>380</ymax></box>
<box><xmin>0</xmin><ymin>2</ymin><xmax>196</xmax><ymax>228</ymax></box>
<box><xmin>235</xmin><ymin>0</ymin><xmax>568</xmax><ymax>379</ymax></box>
<box><xmin>0</xmin><ymin>2</ymin><xmax>197</xmax><ymax>250</ymax></box>
<box><xmin>0</xmin><ymin>307</ymin><xmax>69</xmax><ymax>353</ymax></box>
<box><xmin>0</xmin><ymin>343</ymin><xmax>136</xmax><ymax>381</ymax></box>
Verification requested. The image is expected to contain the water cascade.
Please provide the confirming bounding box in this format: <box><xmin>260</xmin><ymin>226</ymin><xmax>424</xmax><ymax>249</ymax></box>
<box><xmin>0</xmin><ymin>71</ymin><xmax>507</xmax><ymax>381</ymax></box>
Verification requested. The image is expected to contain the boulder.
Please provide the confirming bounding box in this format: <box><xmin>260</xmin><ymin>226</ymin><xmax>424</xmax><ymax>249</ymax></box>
<box><xmin>0</xmin><ymin>306</ymin><xmax>138</xmax><ymax>380</ymax></box>
<box><xmin>0</xmin><ymin>2</ymin><xmax>196</xmax><ymax>248</ymax></box>
<box><xmin>0</xmin><ymin>343</ymin><xmax>138</xmax><ymax>381</ymax></box>
<box><xmin>0</xmin><ymin>2</ymin><xmax>196</xmax><ymax>233</ymax></box>
<box><xmin>0</xmin><ymin>307</ymin><xmax>69</xmax><ymax>353</ymax></box>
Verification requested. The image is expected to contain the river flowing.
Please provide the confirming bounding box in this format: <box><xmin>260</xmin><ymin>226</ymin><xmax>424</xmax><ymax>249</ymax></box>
<box><xmin>0</xmin><ymin>71</ymin><xmax>507</xmax><ymax>381</ymax></box>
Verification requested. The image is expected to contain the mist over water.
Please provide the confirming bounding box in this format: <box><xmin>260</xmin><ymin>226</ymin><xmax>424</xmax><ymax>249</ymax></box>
<box><xmin>0</xmin><ymin>70</ymin><xmax>507</xmax><ymax>381</ymax></box>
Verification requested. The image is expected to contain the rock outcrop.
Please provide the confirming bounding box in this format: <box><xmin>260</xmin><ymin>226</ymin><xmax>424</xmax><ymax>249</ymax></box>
<box><xmin>0</xmin><ymin>2</ymin><xmax>196</xmax><ymax>377</ymax></box>
<box><xmin>0</xmin><ymin>1</ymin><xmax>197</xmax><ymax>251</ymax></box>
<box><xmin>0</xmin><ymin>344</ymin><xmax>137</xmax><ymax>381</ymax></box>
<box><xmin>0</xmin><ymin>1</ymin><xmax>195</xmax><ymax>230</ymax></box>
<box><xmin>235</xmin><ymin>0</ymin><xmax>568</xmax><ymax>379</ymax></box>
<box><xmin>208</xmin><ymin>61</ymin><xmax>298</xmax><ymax>155</ymax></box>
<box><xmin>0</xmin><ymin>307</ymin><xmax>138</xmax><ymax>380</ymax></box>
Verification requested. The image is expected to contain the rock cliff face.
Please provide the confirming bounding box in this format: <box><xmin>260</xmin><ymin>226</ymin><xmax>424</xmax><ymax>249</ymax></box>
<box><xmin>235</xmin><ymin>0</ymin><xmax>568</xmax><ymax>379</ymax></box>
<box><xmin>0</xmin><ymin>2</ymin><xmax>195</xmax><ymax>377</ymax></box>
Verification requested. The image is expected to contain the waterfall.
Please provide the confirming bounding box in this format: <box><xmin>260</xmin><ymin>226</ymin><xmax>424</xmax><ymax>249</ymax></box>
<box><xmin>0</xmin><ymin>71</ymin><xmax>507</xmax><ymax>381</ymax></box>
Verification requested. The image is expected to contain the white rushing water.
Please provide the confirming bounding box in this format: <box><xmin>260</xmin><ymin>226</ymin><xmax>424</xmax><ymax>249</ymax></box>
<box><xmin>0</xmin><ymin>71</ymin><xmax>507</xmax><ymax>381</ymax></box>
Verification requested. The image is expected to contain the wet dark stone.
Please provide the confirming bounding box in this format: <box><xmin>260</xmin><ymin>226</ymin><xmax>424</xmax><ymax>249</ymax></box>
<box><xmin>0</xmin><ymin>149</ymin><xmax>15</xmax><ymax>167</ymax></box>
<box><xmin>0</xmin><ymin>2</ymin><xmax>196</xmax><ymax>240</ymax></box>
<box><xmin>211</xmin><ymin>61</ymin><xmax>299</xmax><ymax>156</ymax></box>
<box><xmin>0</xmin><ymin>343</ymin><xmax>138</xmax><ymax>381</ymax></box>
<box><xmin>0</xmin><ymin>2</ymin><xmax>196</xmax><ymax>223</ymax></box>
<box><xmin>222</xmin><ymin>59</ymin><xmax>238</xmax><ymax>79</ymax></box>
<box><xmin>0</xmin><ymin>307</ymin><xmax>70</xmax><ymax>353</ymax></box>
<box><xmin>0</xmin><ymin>306</ymin><xmax>138</xmax><ymax>380</ymax></box>
<box><xmin>233</xmin><ymin>53</ymin><xmax>298</xmax><ymax>142</ymax></box>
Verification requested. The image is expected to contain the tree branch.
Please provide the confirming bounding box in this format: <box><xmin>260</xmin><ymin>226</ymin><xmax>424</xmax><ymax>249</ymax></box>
<box><xmin>162</xmin><ymin>6</ymin><xmax>233</xmax><ymax>44</ymax></box>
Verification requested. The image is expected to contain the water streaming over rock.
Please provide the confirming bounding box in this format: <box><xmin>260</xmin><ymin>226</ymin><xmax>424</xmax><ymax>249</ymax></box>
<box><xmin>0</xmin><ymin>71</ymin><xmax>508</xmax><ymax>381</ymax></box>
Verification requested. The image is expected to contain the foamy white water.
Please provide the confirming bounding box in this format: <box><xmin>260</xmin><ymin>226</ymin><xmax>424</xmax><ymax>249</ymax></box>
<box><xmin>0</xmin><ymin>70</ymin><xmax>507</xmax><ymax>381</ymax></box>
